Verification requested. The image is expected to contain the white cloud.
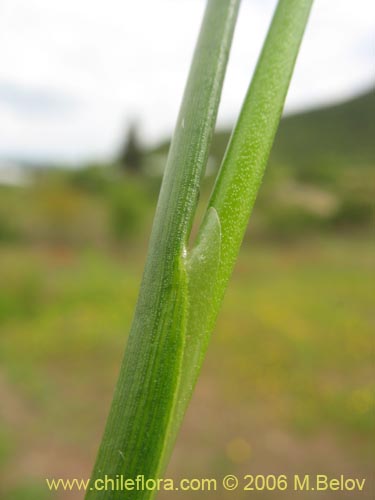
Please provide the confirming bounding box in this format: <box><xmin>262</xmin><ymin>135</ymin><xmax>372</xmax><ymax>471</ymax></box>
<box><xmin>0</xmin><ymin>0</ymin><xmax>374</xmax><ymax>163</ymax></box>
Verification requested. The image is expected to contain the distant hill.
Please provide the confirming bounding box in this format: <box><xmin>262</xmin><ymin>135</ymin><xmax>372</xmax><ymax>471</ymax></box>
<box><xmin>215</xmin><ymin>90</ymin><xmax>374</xmax><ymax>170</ymax></box>
<box><xmin>149</xmin><ymin>89</ymin><xmax>374</xmax><ymax>236</ymax></box>
<box><xmin>152</xmin><ymin>89</ymin><xmax>375</xmax><ymax>173</ymax></box>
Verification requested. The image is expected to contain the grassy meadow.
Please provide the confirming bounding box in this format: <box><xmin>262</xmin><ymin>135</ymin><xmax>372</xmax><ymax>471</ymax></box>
<box><xmin>0</xmin><ymin>91</ymin><xmax>374</xmax><ymax>499</ymax></box>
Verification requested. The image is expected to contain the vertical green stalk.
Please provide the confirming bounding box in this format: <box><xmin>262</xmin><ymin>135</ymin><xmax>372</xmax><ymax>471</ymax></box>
<box><xmin>86</xmin><ymin>2</ymin><xmax>240</xmax><ymax>499</ymax></box>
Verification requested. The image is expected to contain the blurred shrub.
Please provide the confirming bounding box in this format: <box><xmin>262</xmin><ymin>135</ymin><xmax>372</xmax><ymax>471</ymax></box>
<box><xmin>29</xmin><ymin>182</ymin><xmax>108</xmax><ymax>245</ymax></box>
<box><xmin>262</xmin><ymin>206</ymin><xmax>329</xmax><ymax>239</ymax></box>
<box><xmin>67</xmin><ymin>164</ymin><xmax>112</xmax><ymax>195</ymax></box>
<box><xmin>0</xmin><ymin>272</ymin><xmax>41</xmax><ymax>324</ymax></box>
<box><xmin>0</xmin><ymin>166</ymin><xmax>157</xmax><ymax>248</ymax></box>
<box><xmin>293</xmin><ymin>162</ymin><xmax>341</xmax><ymax>186</ymax></box>
<box><xmin>65</xmin><ymin>165</ymin><xmax>154</xmax><ymax>243</ymax></box>
<box><xmin>0</xmin><ymin>159</ymin><xmax>372</xmax><ymax>249</ymax></box>
<box><xmin>332</xmin><ymin>197</ymin><xmax>373</xmax><ymax>228</ymax></box>
<box><xmin>107</xmin><ymin>180</ymin><xmax>150</xmax><ymax>242</ymax></box>
<box><xmin>0</xmin><ymin>214</ymin><xmax>21</xmax><ymax>243</ymax></box>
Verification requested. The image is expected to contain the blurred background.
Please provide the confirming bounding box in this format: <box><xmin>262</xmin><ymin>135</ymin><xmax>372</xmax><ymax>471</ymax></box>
<box><xmin>0</xmin><ymin>0</ymin><xmax>374</xmax><ymax>499</ymax></box>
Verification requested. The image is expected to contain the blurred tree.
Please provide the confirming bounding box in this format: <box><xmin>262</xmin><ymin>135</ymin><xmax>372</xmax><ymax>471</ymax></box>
<box><xmin>118</xmin><ymin>122</ymin><xmax>143</xmax><ymax>174</ymax></box>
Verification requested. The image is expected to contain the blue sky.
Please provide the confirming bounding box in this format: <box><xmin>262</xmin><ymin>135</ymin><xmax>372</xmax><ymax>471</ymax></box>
<box><xmin>0</xmin><ymin>0</ymin><xmax>374</xmax><ymax>164</ymax></box>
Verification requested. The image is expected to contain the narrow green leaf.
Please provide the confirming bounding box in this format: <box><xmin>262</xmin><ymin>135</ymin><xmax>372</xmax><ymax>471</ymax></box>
<box><xmin>205</xmin><ymin>0</ymin><xmax>314</xmax><ymax>307</ymax></box>
<box><xmin>172</xmin><ymin>0</ymin><xmax>314</xmax><ymax>430</ymax></box>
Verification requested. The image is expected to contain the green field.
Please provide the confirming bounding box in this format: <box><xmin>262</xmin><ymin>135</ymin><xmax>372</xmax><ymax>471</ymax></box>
<box><xmin>0</xmin><ymin>236</ymin><xmax>373</xmax><ymax>499</ymax></box>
